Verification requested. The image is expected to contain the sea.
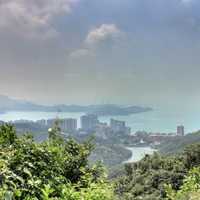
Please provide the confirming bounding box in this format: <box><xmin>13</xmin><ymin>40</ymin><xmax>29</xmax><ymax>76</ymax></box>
<box><xmin>0</xmin><ymin>108</ymin><xmax>199</xmax><ymax>134</ymax></box>
<box><xmin>124</xmin><ymin>147</ymin><xmax>156</xmax><ymax>163</ymax></box>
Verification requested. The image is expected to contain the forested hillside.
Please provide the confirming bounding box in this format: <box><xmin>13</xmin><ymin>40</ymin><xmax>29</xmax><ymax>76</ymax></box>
<box><xmin>158</xmin><ymin>131</ymin><xmax>200</xmax><ymax>154</ymax></box>
<box><xmin>114</xmin><ymin>143</ymin><xmax>200</xmax><ymax>199</ymax></box>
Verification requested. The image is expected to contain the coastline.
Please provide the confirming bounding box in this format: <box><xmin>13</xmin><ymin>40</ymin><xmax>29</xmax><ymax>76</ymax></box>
<box><xmin>123</xmin><ymin>146</ymin><xmax>156</xmax><ymax>163</ymax></box>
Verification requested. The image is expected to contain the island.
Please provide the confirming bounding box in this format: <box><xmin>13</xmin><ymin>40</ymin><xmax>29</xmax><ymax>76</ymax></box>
<box><xmin>0</xmin><ymin>95</ymin><xmax>152</xmax><ymax>116</ymax></box>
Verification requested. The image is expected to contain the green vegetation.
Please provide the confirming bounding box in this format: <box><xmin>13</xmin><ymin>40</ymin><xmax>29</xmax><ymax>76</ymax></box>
<box><xmin>114</xmin><ymin>143</ymin><xmax>200</xmax><ymax>200</ymax></box>
<box><xmin>158</xmin><ymin>131</ymin><xmax>200</xmax><ymax>155</ymax></box>
<box><xmin>89</xmin><ymin>144</ymin><xmax>131</xmax><ymax>169</ymax></box>
<box><xmin>0</xmin><ymin>123</ymin><xmax>115</xmax><ymax>200</ymax></box>
<box><xmin>166</xmin><ymin>167</ymin><xmax>200</xmax><ymax>200</ymax></box>
<box><xmin>2</xmin><ymin>122</ymin><xmax>200</xmax><ymax>200</ymax></box>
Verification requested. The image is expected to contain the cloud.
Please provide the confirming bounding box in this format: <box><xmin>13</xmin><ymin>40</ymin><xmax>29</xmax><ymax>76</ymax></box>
<box><xmin>67</xmin><ymin>24</ymin><xmax>123</xmax><ymax>62</ymax></box>
<box><xmin>85</xmin><ymin>24</ymin><xmax>122</xmax><ymax>46</ymax></box>
<box><xmin>69</xmin><ymin>48</ymin><xmax>93</xmax><ymax>58</ymax></box>
<box><xmin>69</xmin><ymin>24</ymin><xmax>123</xmax><ymax>59</ymax></box>
<box><xmin>0</xmin><ymin>0</ymin><xmax>78</xmax><ymax>39</ymax></box>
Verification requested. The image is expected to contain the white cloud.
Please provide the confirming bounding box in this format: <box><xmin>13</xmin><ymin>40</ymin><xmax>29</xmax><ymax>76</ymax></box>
<box><xmin>68</xmin><ymin>24</ymin><xmax>124</xmax><ymax>59</ymax></box>
<box><xmin>0</xmin><ymin>0</ymin><xmax>78</xmax><ymax>39</ymax></box>
<box><xmin>85</xmin><ymin>24</ymin><xmax>122</xmax><ymax>45</ymax></box>
<box><xmin>69</xmin><ymin>48</ymin><xmax>93</xmax><ymax>58</ymax></box>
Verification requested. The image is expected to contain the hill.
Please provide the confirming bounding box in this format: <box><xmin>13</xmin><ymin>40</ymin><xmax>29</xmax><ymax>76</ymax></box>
<box><xmin>0</xmin><ymin>95</ymin><xmax>152</xmax><ymax>116</ymax></box>
<box><xmin>158</xmin><ymin>131</ymin><xmax>200</xmax><ymax>154</ymax></box>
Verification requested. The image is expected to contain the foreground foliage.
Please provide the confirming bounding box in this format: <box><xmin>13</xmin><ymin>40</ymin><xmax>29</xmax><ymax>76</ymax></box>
<box><xmin>166</xmin><ymin>167</ymin><xmax>200</xmax><ymax>200</ymax></box>
<box><xmin>114</xmin><ymin>143</ymin><xmax>200</xmax><ymax>200</ymax></box>
<box><xmin>0</xmin><ymin>123</ymin><xmax>115</xmax><ymax>200</ymax></box>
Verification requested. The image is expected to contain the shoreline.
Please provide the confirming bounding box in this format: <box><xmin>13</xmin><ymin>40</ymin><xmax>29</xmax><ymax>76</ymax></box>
<box><xmin>123</xmin><ymin>146</ymin><xmax>156</xmax><ymax>164</ymax></box>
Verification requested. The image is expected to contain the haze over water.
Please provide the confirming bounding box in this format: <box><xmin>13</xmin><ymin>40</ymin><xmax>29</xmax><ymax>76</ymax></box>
<box><xmin>0</xmin><ymin>107</ymin><xmax>199</xmax><ymax>133</ymax></box>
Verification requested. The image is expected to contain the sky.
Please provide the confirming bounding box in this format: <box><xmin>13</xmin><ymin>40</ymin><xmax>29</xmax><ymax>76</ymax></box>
<box><xmin>0</xmin><ymin>0</ymin><xmax>200</xmax><ymax>109</ymax></box>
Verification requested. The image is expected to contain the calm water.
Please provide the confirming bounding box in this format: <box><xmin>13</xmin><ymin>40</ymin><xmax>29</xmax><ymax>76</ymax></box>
<box><xmin>124</xmin><ymin>147</ymin><xmax>156</xmax><ymax>163</ymax></box>
<box><xmin>0</xmin><ymin>108</ymin><xmax>200</xmax><ymax>133</ymax></box>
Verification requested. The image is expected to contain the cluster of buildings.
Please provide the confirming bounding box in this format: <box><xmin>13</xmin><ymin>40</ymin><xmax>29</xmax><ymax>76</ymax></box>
<box><xmin>147</xmin><ymin>125</ymin><xmax>185</xmax><ymax>137</ymax></box>
<box><xmin>132</xmin><ymin>125</ymin><xmax>185</xmax><ymax>146</ymax></box>
<box><xmin>79</xmin><ymin>115</ymin><xmax>131</xmax><ymax>137</ymax></box>
<box><xmin>80</xmin><ymin>114</ymin><xmax>131</xmax><ymax>137</ymax></box>
<box><xmin>5</xmin><ymin>116</ymin><xmax>185</xmax><ymax>142</ymax></box>
<box><xmin>36</xmin><ymin>114</ymin><xmax>131</xmax><ymax>137</ymax></box>
<box><xmin>36</xmin><ymin>118</ymin><xmax>77</xmax><ymax>133</ymax></box>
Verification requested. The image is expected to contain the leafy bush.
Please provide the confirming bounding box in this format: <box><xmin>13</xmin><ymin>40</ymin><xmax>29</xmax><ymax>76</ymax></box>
<box><xmin>0</xmin><ymin>123</ymin><xmax>115</xmax><ymax>200</ymax></box>
<box><xmin>114</xmin><ymin>153</ymin><xmax>186</xmax><ymax>199</ymax></box>
<box><xmin>166</xmin><ymin>167</ymin><xmax>200</xmax><ymax>200</ymax></box>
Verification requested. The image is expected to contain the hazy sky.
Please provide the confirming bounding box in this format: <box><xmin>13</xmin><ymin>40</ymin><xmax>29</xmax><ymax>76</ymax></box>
<box><xmin>0</xmin><ymin>0</ymin><xmax>200</xmax><ymax>108</ymax></box>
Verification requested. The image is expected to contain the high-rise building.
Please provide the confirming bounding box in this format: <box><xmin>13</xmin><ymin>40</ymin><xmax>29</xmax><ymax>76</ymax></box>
<box><xmin>61</xmin><ymin>118</ymin><xmax>77</xmax><ymax>132</ymax></box>
<box><xmin>177</xmin><ymin>125</ymin><xmax>184</xmax><ymax>136</ymax></box>
<box><xmin>110</xmin><ymin>119</ymin><xmax>126</xmax><ymax>133</ymax></box>
<box><xmin>125</xmin><ymin>127</ymin><xmax>131</xmax><ymax>135</ymax></box>
<box><xmin>47</xmin><ymin>119</ymin><xmax>56</xmax><ymax>128</ymax></box>
<box><xmin>81</xmin><ymin>114</ymin><xmax>98</xmax><ymax>131</ymax></box>
<box><xmin>36</xmin><ymin>119</ymin><xmax>47</xmax><ymax>126</ymax></box>
<box><xmin>95</xmin><ymin>122</ymin><xmax>111</xmax><ymax>139</ymax></box>
<box><xmin>110</xmin><ymin>119</ymin><xmax>131</xmax><ymax>135</ymax></box>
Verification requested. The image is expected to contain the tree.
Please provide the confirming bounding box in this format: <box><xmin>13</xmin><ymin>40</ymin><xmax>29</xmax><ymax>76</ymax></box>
<box><xmin>0</xmin><ymin>123</ymin><xmax>17</xmax><ymax>146</ymax></box>
<box><xmin>0</xmin><ymin>124</ymin><xmax>115</xmax><ymax>200</ymax></box>
<box><xmin>166</xmin><ymin>167</ymin><xmax>200</xmax><ymax>200</ymax></box>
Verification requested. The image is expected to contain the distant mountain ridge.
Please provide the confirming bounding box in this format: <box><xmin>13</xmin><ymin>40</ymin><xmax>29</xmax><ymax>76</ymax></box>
<box><xmin>0</xmin><ymin>95</ymin><xmax>152</xmax><ymax>116</ymax></box>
